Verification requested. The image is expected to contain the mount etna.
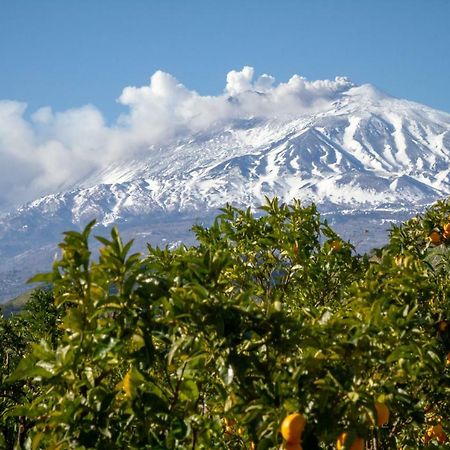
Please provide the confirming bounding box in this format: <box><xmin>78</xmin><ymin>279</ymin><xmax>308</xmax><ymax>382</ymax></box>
<box><xmin>1</xmin><ymin>72</ymin><xmax>449</xmax><ymax>302</ymax></box>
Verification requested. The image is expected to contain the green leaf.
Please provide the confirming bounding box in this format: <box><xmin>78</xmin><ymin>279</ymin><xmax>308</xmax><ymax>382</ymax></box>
<box><xmin>179</xmin><ymin>379</ymin><xmax>199</xmax><ymax>402</ymax></box>
<box><xmin>7</xmin><ymin>355</ymin><xmax>53</xmax><ymax>381</ymax></box>
<box><xmin>28</xmin><ymin>272</ymin><xmax>53</xmax><ymax>283</ymax></box>
<box><xmin>61</xmin><ymin>307</ymin><xmax>85</xmax><ymax>332</ymax></box>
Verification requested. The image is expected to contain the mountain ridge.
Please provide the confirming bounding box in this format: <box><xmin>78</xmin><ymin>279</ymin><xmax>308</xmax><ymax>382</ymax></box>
<box><xmin>0</xmin><ymin>81</ymin><xmax>449</xmax><ymax>302</ymax></box>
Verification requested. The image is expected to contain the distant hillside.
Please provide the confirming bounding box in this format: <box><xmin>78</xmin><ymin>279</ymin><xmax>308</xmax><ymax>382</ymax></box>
<box><xmin>0</xmin><ymin>290</ymin><xmax>32</xmax><ymax>316</ymax></box>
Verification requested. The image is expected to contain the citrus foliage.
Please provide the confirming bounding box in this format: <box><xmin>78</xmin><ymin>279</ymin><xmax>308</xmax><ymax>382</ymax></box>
<box><xmin>1</xmin><ymin>198</ymin><xmax>450</xmax><ymax>449</ymax></box>
<box><xmin>0</xmin><ymin>289</ymin><xmax>58</xmax><ymax>449</ymax></box>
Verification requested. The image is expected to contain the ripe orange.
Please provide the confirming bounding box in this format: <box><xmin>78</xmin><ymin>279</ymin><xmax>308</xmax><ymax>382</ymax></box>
<box><xmin>223</xmin><ymin>418</ymin><xmax>235</xmax><ymax>427</ymax></box>
<box><xmin>281</xmin><ymin>413</ymin><xmax>306</xmax><ymax>443</ymax></box>
<box><xmin>374</xmin><ymin>402</ymin><xmax>390</xmax><ymax>427</ymax></box>
<box><xmin>424</xmin><ymin>424</ymin><xmax>447</xmax><ymax>444</ymax></box>
<box><xmin>429</xmin><ymin>231</ymin><xmax>442</xmax><ymax>245</ymax></box>
<box><xmin>336</xmin><ymin>432</ymin><xmax>365</xmax><ymax>450</ymax></box>
<box><xmin>285</xmin><ymin>442</ymin><xmax>303</xmax><ymax>450</ymax></box>
<box><xmin>331</xmin><ymin>240</ymin><xmax>342</xmax><ymax>251</ymax></box>
<box><xmin>446</xmin><ymin>352</ymin><xmax>450</xmax><ymax>365</ymax></box>
<box><xmin>223</xmin><ymin>418</ymin><xmax>235</xmax><ymax>436</ymax></box>
<box><xmin>439</xmin><ymin>320</ymin><xmax>448</xmax><ymax>332</ymax></box>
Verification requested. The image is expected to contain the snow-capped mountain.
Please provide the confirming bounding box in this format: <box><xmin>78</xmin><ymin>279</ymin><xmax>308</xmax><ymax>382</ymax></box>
<box><xmin>1</xmin><ymin>82</ymin><xmax>449</xmax><ymax>302</ymax></box>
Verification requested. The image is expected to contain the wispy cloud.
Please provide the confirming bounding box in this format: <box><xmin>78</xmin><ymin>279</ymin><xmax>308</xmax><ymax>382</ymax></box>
<box><xmin>0</xmin><ymin>67</ymin><xmax>353</xmax><ymax>208</ymax></box>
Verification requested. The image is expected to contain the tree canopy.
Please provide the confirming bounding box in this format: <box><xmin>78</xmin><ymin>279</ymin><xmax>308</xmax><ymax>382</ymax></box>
<box><xmin>1</xmin><ymin>198</ymin><xmax>449</xmax><ymax>449</ymax></box>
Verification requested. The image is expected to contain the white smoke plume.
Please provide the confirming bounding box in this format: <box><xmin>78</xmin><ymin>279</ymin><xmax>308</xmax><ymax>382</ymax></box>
<box><xmin>0</xmin><ymin>67</ymin><xmax>353</xmax><ymax>208</ymax></box>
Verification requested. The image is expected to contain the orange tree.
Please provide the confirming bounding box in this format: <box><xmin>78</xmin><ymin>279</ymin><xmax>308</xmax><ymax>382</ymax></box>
<box><xmin>0</xmin><ymin>289</ymin><xmax>58</xmax><ymax>449</ymax></box>
<box><xmin>3</xmin><ymin>198</ymin><xmax>450</xmax><ymax>449</ymax></box>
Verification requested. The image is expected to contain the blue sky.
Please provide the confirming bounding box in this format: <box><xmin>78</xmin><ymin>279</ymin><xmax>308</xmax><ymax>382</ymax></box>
<box><xmin>1</xmin><ymin>0</ymin><xmax>449</xmax><ymax>118</ymax></box>
<box><xmin>0</xmin><ymin>0</ymin><xmax>449</xmax><ymax>209</ymax></box>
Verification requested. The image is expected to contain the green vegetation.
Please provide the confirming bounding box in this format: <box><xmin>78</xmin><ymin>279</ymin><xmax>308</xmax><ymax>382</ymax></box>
<box><xmin>1</xmin><ymin>198</ymin><xmax>450</xmax><ymax>449</ymax></box>
<box><xmin>1</xmin><ymin>291</ymin><xmax>34</xmax><ymax>317</ymax></box>
<box><xmin>0</xmin><ymin>289</ymin><xmax>60</xmax><ymax>449</ymax></box>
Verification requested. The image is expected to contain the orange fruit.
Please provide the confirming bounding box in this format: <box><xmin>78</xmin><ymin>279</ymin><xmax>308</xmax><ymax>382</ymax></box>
<box><xmin>285</xmin><ymin>442</ymin><xmax>303</xmax><ymax>450</ymax></box>
<box><xmin>223</xmin><ymin>418</ymin><xmax>235</xmax><ymax>436</ymax></box>
<box><xmin>281</xmin><ymin>413</ymin><xmax>306</xmax><ymax>443</ymax></box>
<box><xmin>331</xmin><ymin>240</ymin><xmax>342</xmax><ymax>251</ymax></box>
<box><xmin>424</xmin><ymin>424</ymin><xmax>447</xmax><ymax>444</ymax></box>
<box><xmin>446</xmin><ymin>352</ymin><xmax>450</xmax><ymax>365</ymax></box>
<box><xmin>429</xmin><ymin>231</ymin><xmax>442</xmax><ymax>245</ymax></box>
<box><xmin>336</xmin><ymin>432</ymin><xmax>365</xmax><ymax>450</ymax></box>
<box><xmin>374</xmin><ymin>402</ymin><xmax>390</xmax><ymax>427</ymax></box>
<box><xmin>439</xmin><ymin>320</ymin><xmax>448</xmax><ymax>332</ymax></box>
<box><xmin>223</xmin><ymin>418</ymin><xmax>235</xmax><ymax>427</ymax></box>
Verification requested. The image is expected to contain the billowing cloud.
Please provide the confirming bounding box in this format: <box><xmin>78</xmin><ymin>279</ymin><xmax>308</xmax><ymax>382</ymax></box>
<box><xmin>0</xmin><ymin>67</ymin><xmax>354</xmax><ymax>208</ymax></box>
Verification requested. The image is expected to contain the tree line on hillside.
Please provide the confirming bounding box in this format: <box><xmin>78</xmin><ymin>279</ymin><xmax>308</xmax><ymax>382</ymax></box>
<box><xmin>1</xmin><ymin>198</ymin><xmax>449</xmax><ymax>449</ymax></box>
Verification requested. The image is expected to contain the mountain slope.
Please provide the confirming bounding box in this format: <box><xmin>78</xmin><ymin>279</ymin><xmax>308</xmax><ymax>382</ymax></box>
<box><xmin>70</xmin><ymin>84</ymin><xmax>450</xmax><ymax>217</ymax></box>
<box><xmin>1</xmin><ymin>82</ymin><xmax>449</xmax><ymax>302</ymax></box>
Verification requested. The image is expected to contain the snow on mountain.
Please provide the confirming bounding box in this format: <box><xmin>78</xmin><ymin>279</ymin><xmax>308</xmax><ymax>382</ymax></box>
<box><xmin>0</xmin><ymin>81</ymin><xmax>449</xmax><ymax>301</ymax></box>
<box><xmin>19</xmin><ymin>83</ymin><xmax>449</xmax><ymax>225</ymax></box>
